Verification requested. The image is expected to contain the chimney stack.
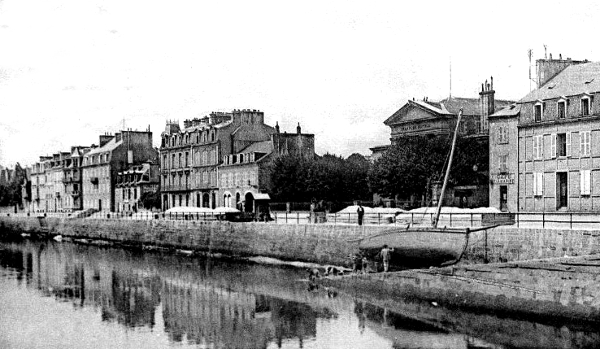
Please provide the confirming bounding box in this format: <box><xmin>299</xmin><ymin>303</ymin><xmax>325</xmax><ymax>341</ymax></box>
<box><xmin>479</xmin><ymin>76</ymin><xmax>496</xmax><ymax>133</ymax></box>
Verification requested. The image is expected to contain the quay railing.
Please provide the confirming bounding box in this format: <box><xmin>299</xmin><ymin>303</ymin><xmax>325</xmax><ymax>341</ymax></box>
<box><xmin>3</xmin><ymin>210</ymin><xmax>600</xmax><ymax>230</ymax></box>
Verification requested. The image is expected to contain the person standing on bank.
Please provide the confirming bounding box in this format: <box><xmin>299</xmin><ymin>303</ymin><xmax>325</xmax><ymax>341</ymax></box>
<box><xmin>357</xmin><ymin>203</ymin><xmax>365</xmax><ymax>226</ymax></box>
<box><xmin>379</xmin><ymin>244</ymin><xmax>393</xmax><ymax>272</ymax></box>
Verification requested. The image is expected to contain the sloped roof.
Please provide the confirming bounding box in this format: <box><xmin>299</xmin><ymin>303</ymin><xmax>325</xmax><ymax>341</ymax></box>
<box><xmin>239</xmin><ymin>140</ymin><xmax>273</xmax><ymax>154</ymax></box>
<box><xmin>490</xmin><ymin>103</ymin><xmax>520</xmax><ymax>118</ymax></box>
<box><xmin>86</xmin><ymin>137</ymin><xmax>121</xmax><ymax>156</ymax></box>
<box><xmin>520</xmin><ymin>61</ymin><xmax>600</xmax><ymax>102</ymax></box>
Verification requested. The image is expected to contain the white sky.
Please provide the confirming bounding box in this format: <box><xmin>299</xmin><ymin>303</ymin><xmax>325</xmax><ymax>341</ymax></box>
<box><xmin>1</xmin><ymin>0</ymin><xmax>599</xmax><ymax>167</ymax></box>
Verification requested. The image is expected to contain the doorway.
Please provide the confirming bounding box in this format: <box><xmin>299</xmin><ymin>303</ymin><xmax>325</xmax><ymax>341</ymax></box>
<box><xmin>556</xmin><ymin>172</ymin><xmax>568</xmax><ymax>209</ymax></box>
<box><xmin>499</xmin><ymin>186</ymin><xmax>508</xmax><ymax>212</ymax></box>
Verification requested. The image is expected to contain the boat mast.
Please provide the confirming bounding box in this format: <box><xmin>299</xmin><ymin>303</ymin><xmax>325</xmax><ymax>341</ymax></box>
<box><xmin>433</xmin><ymin>109</ymin><xmax>463</xmax><ymax>228</ymax></box>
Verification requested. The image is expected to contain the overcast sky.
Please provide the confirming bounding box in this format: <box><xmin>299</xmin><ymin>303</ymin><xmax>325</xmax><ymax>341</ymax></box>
<box><xmin>1</xmin><ymin>0</ymin><xmax>599</xmax><ymax>167</ymax></box>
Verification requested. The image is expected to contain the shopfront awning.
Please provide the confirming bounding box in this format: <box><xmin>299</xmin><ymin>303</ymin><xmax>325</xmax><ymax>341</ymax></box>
<box><xmin>252</xmin><ymin>193</ymin><xmax>271</xmax><ymax>201</ymax></box>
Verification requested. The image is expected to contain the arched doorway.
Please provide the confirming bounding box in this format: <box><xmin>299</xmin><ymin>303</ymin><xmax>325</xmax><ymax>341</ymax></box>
<box><xmin>244</xmin><ymin>192</ymin><xmax>254</xmax><ymax>213</ymax></box>
<box><xmin>235</xmin><ymin>193</ymin><xmax>241</xmax><ymax>210</ymax></box>
<box><xmin>202</xmin><ymin>193</ymin><xmax>210</xmax><ymax>208</ymax></box>
<box><xmin>211</xmin><ymin>192</ymin><xmax>216</xmax><ymax>209</ymax></box>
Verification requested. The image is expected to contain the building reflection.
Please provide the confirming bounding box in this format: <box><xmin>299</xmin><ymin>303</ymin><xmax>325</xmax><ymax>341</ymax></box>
<box><xmin>0</xmin><ymin>241</ymin><xmax>324</xmax><ymax>348</ymax></box>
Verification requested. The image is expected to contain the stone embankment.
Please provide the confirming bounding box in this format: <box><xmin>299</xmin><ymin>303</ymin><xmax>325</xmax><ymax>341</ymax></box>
<box><xmin>1</xmin><ymin>215</ymin><xmax>600</xmax><ymax>266</ymax></box>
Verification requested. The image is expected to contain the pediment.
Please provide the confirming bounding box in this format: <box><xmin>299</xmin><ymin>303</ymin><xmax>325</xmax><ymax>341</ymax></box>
<box><xmin>384</xmin><ymin>102</ymin><xmax>442</xmax><ymax>126</ymax></box>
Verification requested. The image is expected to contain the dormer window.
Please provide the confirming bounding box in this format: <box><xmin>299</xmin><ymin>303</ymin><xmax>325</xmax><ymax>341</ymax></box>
<box><xmin>557</xmin><ymin>99</ymin><xmax>566</xmax><ymax>119</ymax></box>
<box><xmin>581</xmin><ymin>96</ymin><xmax>591</xmax><ymax>116</ymax></box>
<box><xmin>534</xmin><ymin>102</ymin><xmax>543</xmax><ymax>122</ymax></box>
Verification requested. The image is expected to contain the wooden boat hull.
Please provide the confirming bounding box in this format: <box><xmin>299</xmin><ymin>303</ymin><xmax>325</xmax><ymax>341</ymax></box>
<box><xmin>358</xmin><ymin>228</ymin><xmax>469</xmax><ymax>269</ymax></box>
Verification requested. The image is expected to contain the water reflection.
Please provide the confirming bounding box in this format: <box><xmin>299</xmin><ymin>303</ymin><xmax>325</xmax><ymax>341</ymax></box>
<box><xmin>0</xmin><ymin>240</ymin><xmax>599</xmax><ymax>349</ymax></box>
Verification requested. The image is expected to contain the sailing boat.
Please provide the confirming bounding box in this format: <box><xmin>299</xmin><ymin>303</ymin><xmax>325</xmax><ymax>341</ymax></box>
<box><xmin>357</xmin><ymin>109</ymin><xmax>498</xmax><ymax>269</ymax></box>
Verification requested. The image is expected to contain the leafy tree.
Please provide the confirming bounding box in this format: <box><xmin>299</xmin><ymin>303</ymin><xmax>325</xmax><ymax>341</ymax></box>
<box><xmin>267</xmin><ymin>153</ymin><xmax>372</xmax><ymax>205</ymax></box>
<box><xmin>0</xmin><ymin>163</ymin><xmax>27</xmax><ymax>207</ymax></box>
<box><xmin>367</xmin><ymin>135</ymin><xmax>487</xmax><ymax>203</ymax></box>
<box><xmin>140</xmin><ymin>189</ymin><xmax>161</xmax><ymax>210</ymax></box>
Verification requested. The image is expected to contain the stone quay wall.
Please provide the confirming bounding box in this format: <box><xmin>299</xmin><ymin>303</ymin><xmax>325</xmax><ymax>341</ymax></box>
<box><xmin>1</xmin><ymin>216</ymin><xmax>599</xmax><ymax>266</ymax></box>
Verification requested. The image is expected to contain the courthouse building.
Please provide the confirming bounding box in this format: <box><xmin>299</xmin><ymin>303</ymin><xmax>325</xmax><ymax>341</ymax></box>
<box><xmin>380</xmin><ymin>78</ymin><xmax>514</xmax><ymax>207</ymax></box>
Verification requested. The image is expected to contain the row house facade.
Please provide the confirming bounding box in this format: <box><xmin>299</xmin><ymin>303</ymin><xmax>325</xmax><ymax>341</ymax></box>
<box><xmin>489</xmin><ymin>56</ymin><xmax>600</xmax><ymax>212</ymax></box>
<box><xmin>379</xmin><ymin>79</ymin><xmax>514</xmax><ymax>208</ymax></box>
<box><xmin>159</xmin><ymin>109</ymin><xmax>275</xmax><ymax>210</ymax></box>
<box><xmin>218</xmin><ymin>123</ymin><xmax>315</xmax><ymax>215</ymax></box>
<box><xmin>115</xmin><ymin>162</ymin><xmax>160</xmax><ymax>212</ymax></box>
<box><xmin>81</xmin><ymin>130</ymin><xmax>157</xmax><ymax>212</ymax></box>
<box><xmin>30</xmin><ymin>152</ymin><xmax>76</xmax><ymax>212</ymax></box>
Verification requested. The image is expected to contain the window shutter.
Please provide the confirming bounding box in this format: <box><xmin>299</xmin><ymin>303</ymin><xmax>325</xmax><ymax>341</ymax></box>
<box><xmin>551</xmin><ymin>134</ymin><xmax>557</xmax><ymax>158</ymax></box>
<box><xmin>566</xmin><ymin>132</ymin><xmax>571</xmax><ymax>157</ymax></box>
<box><xmin>532</xmin><ymin>173</ymin><xmax>537</xmax><ymax>196</ymax></box>
<box><xmin>540</xmin><ymin>136</ymin><xmax>544</xmax><ymax>159</ymax></box>
<box><xmin>539</xmin><ymin>172</ymin><xmax>544</xmax><ymax>195</ymax></box>
<box><xmin>581</xmin><ymin>170</ymin><xmax>591</xmax><ymax>195</ymax></box>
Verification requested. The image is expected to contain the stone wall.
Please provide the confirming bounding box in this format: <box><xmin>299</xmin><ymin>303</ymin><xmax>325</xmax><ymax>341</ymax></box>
<box><xmin>1</xmin><ymin>216</ymin><xmax>599</xmax><ymax>266</ymax></box>
<box><xmin>467</xmin><ymin>226</ymin><xmax>600</xmax><ymax>263</ymax></box>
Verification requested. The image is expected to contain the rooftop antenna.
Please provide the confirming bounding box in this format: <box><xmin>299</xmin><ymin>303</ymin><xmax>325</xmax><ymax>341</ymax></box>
<box><xmin>449</xmin><ymin>57</ymin><xmax>452</xmax><ymax>99</ymax></box>
<box><xmin>528</xmin><ymin>49</ymin><xmax>533</xmax><ymax>91</ymax></box>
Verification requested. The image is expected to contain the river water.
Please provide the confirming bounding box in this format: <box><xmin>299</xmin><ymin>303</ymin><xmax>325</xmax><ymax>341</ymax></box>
<box><xmin>0</xmin><ymin>240</ymin><xmax>598</xmax><ymax>349</ymax></box>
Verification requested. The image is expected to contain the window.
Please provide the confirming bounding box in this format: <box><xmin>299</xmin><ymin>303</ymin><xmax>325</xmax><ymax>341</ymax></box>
<box><xmin>580</xmin><ymin>170</ymin><xmax>591</xmax><ymax>195</ymax></box>
<box><xmin>580</xmin><ymin>131</ymin><xmax>591</xmax><ymax>156</ymax></box>
<box><xmin>134</xmin><ymin>188</ymin><xmax>137</xmax><ymax>199</ymax></box>
<box><xmin>202</xmin><ymin>151</ymin><xmax>208</xmax><ymax>165</ymax></box>
<box><xmin>533</xmin><ymin>135</ymin><xmax>543</xmax><ymax>159</ymax></box>
<box><xmin>497</xmin><ymin>126</ymin><xmax>508</xmax><ymax>144</ymax></box>
<box><xmin>533</xmin><ymin>172</ymin><xmax>544</xmax><ymax>196</ymax></box>
<box><xmin>534</xmin><ymin>103</ymin><xmax>543</xmax><ymax>122</ymax></box>
<box><xmin>554</xmin><ymin>133</ymin><xmax>570</xmax><ymax>157</ymax></box>
<box><xmin>557</xmin><ymin>100</ymin><xmax>566</xmax><ymax>119</ymax></box>
<box><xmin>581</xmin><ymin>96</ymin><xmax>591</xmax><ymax>116</ymax></box>
<box><xmin>498</xmin><ymin>154</ymin><xmax>508</xmax><ymax>172</ymax></box>
<box><xmin>185</xmin><ymin>152</ymin><xmax>189</xmax><ymax>167</ymax></box>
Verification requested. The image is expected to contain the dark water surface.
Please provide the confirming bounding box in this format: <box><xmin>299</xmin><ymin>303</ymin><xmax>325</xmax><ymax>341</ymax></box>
<box><xmin>0</xmin><ymin>240</ymin><xmax>598</xmax><ymax>349</ymax></box>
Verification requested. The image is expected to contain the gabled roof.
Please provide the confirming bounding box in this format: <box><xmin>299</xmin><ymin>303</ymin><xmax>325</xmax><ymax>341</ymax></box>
<box><xmin>384</xmin><ymin>99</ymin><xmax>451</xmax><ymax>126</ymax></box>
<box><xmin>520</xmin><ymin>61</ymin><xmax>600</xmax><ymax>103</ymax></box>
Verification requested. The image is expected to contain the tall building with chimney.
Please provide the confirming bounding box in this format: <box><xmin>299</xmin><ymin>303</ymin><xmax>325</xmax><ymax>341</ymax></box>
<box><xmin>514</xmin><ymin>55</ymin><xmax>599</xmax><ymax>212</ymax></box>
<box><xmin>159</xmin><ymin>109</ymin><xmax>275</xmax><ymax>210</ymax></box>
<box><xmin>218</xmin><ymin>122</ymin><xmax>314</xmax><ymax>216</ymax></box>
<box><xmin>81</xmin><ymin>129</ymin><xmax>157</xmax><ymax>212</ymax></box>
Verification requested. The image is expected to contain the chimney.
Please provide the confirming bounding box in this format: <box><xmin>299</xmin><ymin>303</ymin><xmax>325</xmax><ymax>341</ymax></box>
<box><xmin>536</xmin><ymin>55</ymin><xmax>586</xmax><ymax>88</ymax></box>
<box><xmin>183</xmin><ymin>119</ymin><xmax>192</xmax><ymax>128</ymax></box>
<box><xmin>275</xmin><ymin>121</ymin><xmax>280</xmax><ymax>133</ymax></box>
<box><xmin>297</xmin><ymin>122</ymin><xmax>301</xmax><ymax>134</ymax></box>
<box><xmin>479</xmin><ymin>76</ymin><xmax>496</xmax><ymax>133</ymax></box>
<box><xmin>99</xmin><ymin>133</ymin><xmax>114</xmax><ymax>147</ymax></box>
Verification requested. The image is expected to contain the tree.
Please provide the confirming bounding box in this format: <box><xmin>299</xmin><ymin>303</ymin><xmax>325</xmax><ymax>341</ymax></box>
<box><xmin>267</xmin><ymin>153</ymin><xmax>372</xmax><ymax>204</ymax></box>
<box><xmin>140</xmin><ymin>189</ymin><xmax>161</xmax><ymax>210</ymax></box>
<box><xmin>0</xmin><ymin>163</ymin><xmax>27</xmax><ymax>207</ymax></box>
<box><xmin>367</xmin><ymin>135</ymin><xmax>489</xmax><ymax>205</ymax></box>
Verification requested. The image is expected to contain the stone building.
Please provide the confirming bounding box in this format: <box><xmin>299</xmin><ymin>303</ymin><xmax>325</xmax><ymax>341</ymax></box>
<box><xmin>159</xmin><ymin>109</ymin><xmax>275</xmax><ymax>210</ymax></box>
<box><xmin>115</xmin><ymin>162</ymin><xmax>160</xmax><ymax>212</ymax></box>
<box><xmin>81</xmin><ymin>130</ymin><xmax>157</xmax><ymax>212</ymax></box>
<box><xmin>488</xmin><ymin>104</ymin><xmax>520</xmax><ymax>212</ymax></box>
<box><xmin>30</xmin><ymin>153</ymin><xmax>72</xmax><ymax>212</ymax></box>
<box><xmin>218</xmin><ymin>123</ymin><xmax>315</xmax><ymax>216</ymax></box>
<box><xmin>517</xmin><ymin>57</ymin><xmax>600</xmax><ymax>212</ymax></box>
<box><xmin>380</xmin><ymin>79</ymin><xmax>514</xmax><ymax>207</ymax></box>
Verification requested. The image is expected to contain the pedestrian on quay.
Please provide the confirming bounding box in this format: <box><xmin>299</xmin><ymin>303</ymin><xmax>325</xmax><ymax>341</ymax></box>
<box><xmin>379</xmin><ymin>244</ymin><xmax>393</xmax><ymax>273</ymax></box>
<box><xmin>361</xmin><ymin>255</ymin><xmax>369</xmax><ymax>274</ymax></box>
<box><xmin>357</xmin><ymin>203</ymin><xmax>365</xmax><ymax>226</ymax></box>
<box><xmin>351</xmin><ymin>253</ymin><xmax>361</xmax><ymax>274</ymax></box>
